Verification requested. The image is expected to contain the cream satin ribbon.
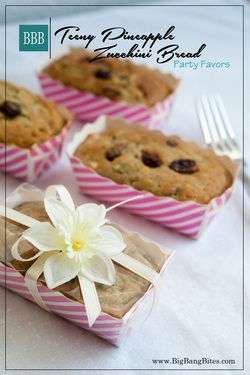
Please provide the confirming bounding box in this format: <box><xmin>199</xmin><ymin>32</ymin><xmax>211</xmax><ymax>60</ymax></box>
<box><xmin>0</xmin><ymin>185</ymin><xmax>161</xmax><ymax>327</ymax></box>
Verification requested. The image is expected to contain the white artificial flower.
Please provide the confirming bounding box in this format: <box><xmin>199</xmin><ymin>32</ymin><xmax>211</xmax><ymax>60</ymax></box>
<box><xmin>22</xmin><ymin>197</ymin><xmax>126</xmax><ymax>289</ymax></box>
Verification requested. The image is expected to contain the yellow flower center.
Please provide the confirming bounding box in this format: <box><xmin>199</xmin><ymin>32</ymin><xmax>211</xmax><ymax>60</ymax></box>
<box><xmin>72</xmin><ymin>241</ymin><xmax>82</xmax><ymax>250</ymax></box>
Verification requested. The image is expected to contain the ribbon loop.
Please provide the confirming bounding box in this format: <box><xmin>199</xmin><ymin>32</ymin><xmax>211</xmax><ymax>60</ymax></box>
<box><xmin>24</xmin><ymin>252</ymin><xmax>58</xmax><ymax>312</ymax></box>
<box><xmin>45</xmin><ymin>185</ymin><xmax>75</xmax><ymax>210</ymax></box>
<box><xmin>11</xmin><ymin>236</ymin><xmax>42</xmax><ymax>262</ymax></box>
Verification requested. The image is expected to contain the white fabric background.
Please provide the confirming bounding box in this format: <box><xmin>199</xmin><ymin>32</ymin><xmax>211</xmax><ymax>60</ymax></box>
<box><xmin>0</xmin><ymin>2</ymin><xmax>249</xmax><ymax>374</ymax></box>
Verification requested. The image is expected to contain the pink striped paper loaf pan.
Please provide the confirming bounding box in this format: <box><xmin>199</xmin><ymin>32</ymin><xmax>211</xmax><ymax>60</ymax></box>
<box><xmin>0</xmin><ymin>122</ymin><xmax>71</xmax><ymax>182</ymax></box>
<box><xmin>0</xmin><ymin>184</ymin><xmax>174</xmax><ymax>346</ymax></box>
<box><xmin>0</xmin><ymin>79</ymin><xmax>74</xmax><ymax>182</ymax></box>
<box><xmin>37</xmin><ymin>47</ymin><xmax>179</xmax><ymax>129</ymax></box>
<box><xmin>67</xmin><ymin>116</ymin><xmax>239</xmax><ymax>239</ymax></box>
<box><xmin>0</xmin><ymin>124</ymin><xmax>70</xmax><ymax>182</ymax></box>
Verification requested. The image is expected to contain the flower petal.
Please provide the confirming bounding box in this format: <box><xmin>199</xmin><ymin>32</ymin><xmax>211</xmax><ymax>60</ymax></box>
<box><xmin>77</xmin><ymin>203</ymin><xmax>107</xmax><ymax>228</ymax></box>
<box><xmin>80</xmin><ymin>253</ymin><xmax>115</xmax><ymax>285</ymax></box>
<box><xmin>70</xmin><ymin>209</ymin><xmax>88</xmax><ymax>240</ymax></box>
<box><xmin>94</xmin><ymin>225</ymin><xmax>126</xmax><ymax>256</ymax></box>
<box><xmin>44</xmin><ymin>252</ymin><xmax>80</xmax><ymax>289</ymax></box>
<box><xmin>44</xmin><ymin>198</ymin><xmax>74</xmax><ymax>232</ymax></box>
<box><xmin>23</xmin><ymin>222</ymin><xmax>66</xmax><ymax>252</ymax></box>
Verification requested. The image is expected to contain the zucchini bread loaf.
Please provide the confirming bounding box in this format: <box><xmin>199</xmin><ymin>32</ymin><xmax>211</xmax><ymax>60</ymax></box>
<box><xmin>1</xmin><ymin>200</ymin><xmax>164</xmax><ymax>319</ymax></box>
<box><xmin>74</xmin><ymin>119</ymin><xmax>233</xmax><ymax>204</ymax></box>
<box><xmin>0</xmin><ymin>80</ymin><xmax>71</xmax><ymax>148</ymax></box>
<box><xmin>42</xmin><ymin>47</ymin><xmax>178</xmax><ymax>107</ymax></box>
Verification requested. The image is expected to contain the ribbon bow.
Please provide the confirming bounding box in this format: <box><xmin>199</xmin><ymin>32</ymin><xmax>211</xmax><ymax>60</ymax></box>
<box><xmin>1</xmin><ymin>185</ymin><xmax>160</xmax><ymax>326</ymax></box>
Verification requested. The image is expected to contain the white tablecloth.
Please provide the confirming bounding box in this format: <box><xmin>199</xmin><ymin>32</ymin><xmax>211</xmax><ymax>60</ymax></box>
<box><xmin>0</xmin><ymin>2</ymin><xmax>249</xmax><ymax>374</ymax></box>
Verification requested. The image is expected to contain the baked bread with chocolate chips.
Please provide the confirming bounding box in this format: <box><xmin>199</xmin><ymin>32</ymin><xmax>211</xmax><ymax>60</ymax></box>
<box><xmin>42</xmin><ymin>47</ymin><xmax>178</xmax><ymax>107</ymax></box>
<box><xmin>74</xmin><ymin>119</ymin><xmax>233</xmax><ymax>204</ymax></box>
<box><xmin>0</xmin><ymin>80</ymin><xmax>71</xmax><ymax>148</ymax></box>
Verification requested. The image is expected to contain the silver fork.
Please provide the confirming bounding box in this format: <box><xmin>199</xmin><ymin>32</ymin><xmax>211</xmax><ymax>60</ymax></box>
<box><xmin>196</xmin><ymin>94</ymin><xmax>250</xmax><ymax>196</ymax></box>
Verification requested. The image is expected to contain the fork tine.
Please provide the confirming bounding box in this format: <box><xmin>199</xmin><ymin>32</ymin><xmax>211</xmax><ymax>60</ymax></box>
<box><xmin>196</xmin><ymin>97</ymin><xmax>213</xmax><ymax>147</ymax></box>
<box><xmin>196</xmin><ymin>94</ymin><xmax>243</xmax><ymax>162</ymax></box>
<box><xmin>196</xmin><ymin>94</ymin><xmax>250</xmax><ymax>194</ymax></box>
<box><xmin>208</xmin><ymin>95</ymin><xmax>229</xmax><ymax>150</ymax></box>
<box><xmin>196</xmin><ymin>95</ymin><xmax>222</xmax><ymax>152</ymax></box>
<box><xmin>212</xmin><ymin>94</ymin><xmax>238</xmax><ymax>149</ymax></box>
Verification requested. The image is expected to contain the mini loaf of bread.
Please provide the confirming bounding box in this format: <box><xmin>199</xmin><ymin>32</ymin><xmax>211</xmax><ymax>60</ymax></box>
<box><xmin>0</xmin><ymin>80</ymin><xmax>71</xmax><ymax>148</ymax></box>
<box><xmin>42</xmin><ymin>47</ymin><xmax>178</xmax><ymax>107</ymax></box>
<box><xmin>1</xmin><ymin>201</ymin><xmax>163</xmax><ymax>319</ymax></box>
<box><xmin>74</xmin><ymin>119</ymin><xmax>233</xmax><ymax>204</ymax></box>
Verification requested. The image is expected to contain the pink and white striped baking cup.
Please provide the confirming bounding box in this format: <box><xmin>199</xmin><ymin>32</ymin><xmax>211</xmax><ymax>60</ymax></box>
<box><xmin>67</xmin><ymin>116</ymin><xmax>239</xmax><ymax>239</ymax></box>
<box><xmin>0</xmin><ymin>260</ymin><xmax>168</xmax><ymax>346</ymax></box>
<box><xmin>0</xmin><ymin>184</ymin><xmax>173</xmax><ymax>347</ymax></box>
<box><xmin>37</xmin><ymin>49</ymin><xmax>178</xmax><ymax>129</ymax></box>
<box><xmin>0</xmin><ymin>116</ymin><xmax>73</xmax><ymax>182</ymax></box>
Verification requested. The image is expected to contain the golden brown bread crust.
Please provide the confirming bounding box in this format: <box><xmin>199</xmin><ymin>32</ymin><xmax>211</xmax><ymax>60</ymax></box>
<box><xmin>42</xmin><ymin>47</ymin><xmax>178</xmax><ymax>107</ymax></box>
<box><xmin>0</xmin><ymin>80</ymin><xmax>71</xmax><ymax>148</ymax></box>
<box><xmin>74</xmin><ymin>120</ymin><xmax>233</xmax><ymax>204</ymax></box>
